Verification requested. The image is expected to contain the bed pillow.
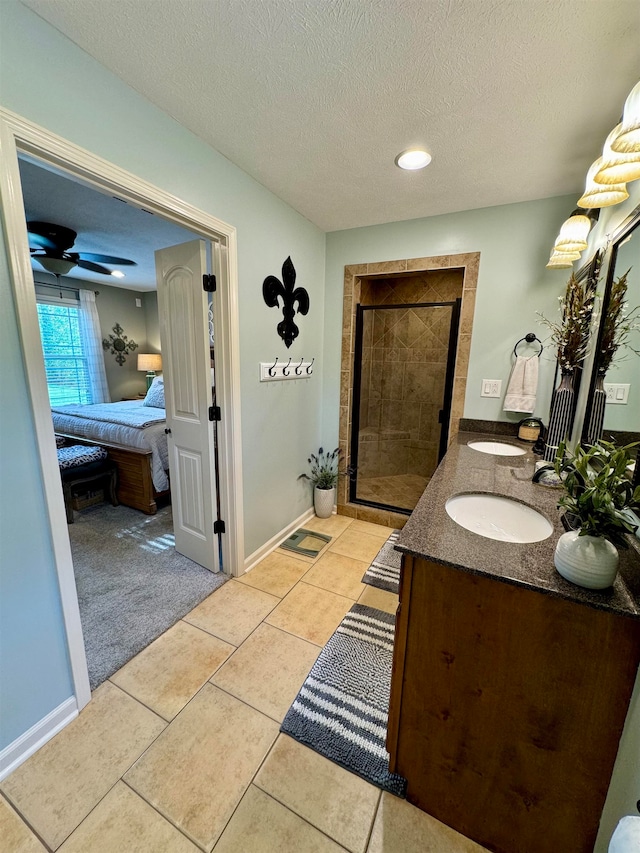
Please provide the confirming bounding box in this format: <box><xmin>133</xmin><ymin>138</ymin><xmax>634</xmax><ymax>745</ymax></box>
<box><xmin>143</xmin><ymin>375</ymin><xmax>165</xmax><ymax>409</ymax></box>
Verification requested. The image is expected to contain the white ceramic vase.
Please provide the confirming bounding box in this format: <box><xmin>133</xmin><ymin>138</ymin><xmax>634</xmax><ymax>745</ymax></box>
<box><xmin>554</xmin><ymin>530</ymin><xmax>619</xmax><ymax>589</ymax></box>
<box><xmin>314</xmin><ymin>485</ymin><xmax>335</xmax><ymax>519</ymax></box>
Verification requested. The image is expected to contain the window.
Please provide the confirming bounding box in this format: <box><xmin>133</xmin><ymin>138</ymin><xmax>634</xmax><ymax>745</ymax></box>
<box><xmin>37</xmin><ymin>301</ymin><xmax>92</xmax><ymax>405</ymax></box>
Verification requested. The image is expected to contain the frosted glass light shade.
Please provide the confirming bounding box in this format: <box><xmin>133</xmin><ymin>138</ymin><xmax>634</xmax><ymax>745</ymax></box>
<box><xmin>137</xmin><ymin>353</ymin><xmax>162</xmax><ymax>372</ymax></box>
<box><xmin>553</xmin><ymin>213</ymin><xmax>591</xmax><ymax>252</ymax></box>
<box><xmin>547</xmin><ymin>249</ymin><xmax>580</xmax><ymax>269</ymax></box>
<box><xmin>611</xmin><ymin>82</ymin><xmax>640</xmax><ymax>154</ymax></box>
<box><xmin>577</xmin><ymin>160</ymin><xmax>628</xmax><ymax>208</ymax></box>
<box><xmin>37</xmin><ymin>256</ymin><xmax>76</xmax><ymax>275</ymax></box>
<box><xmin>594</xmin><ymin>125</ymin><xmax>640</xmax><ymax>184</ymax></box>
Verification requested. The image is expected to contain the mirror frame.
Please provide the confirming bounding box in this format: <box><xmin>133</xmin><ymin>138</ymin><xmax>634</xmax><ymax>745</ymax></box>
<box><xmin>581</xmin><ymin>202</ymin><xmax>640</xmax><ymax>447</ymax></box>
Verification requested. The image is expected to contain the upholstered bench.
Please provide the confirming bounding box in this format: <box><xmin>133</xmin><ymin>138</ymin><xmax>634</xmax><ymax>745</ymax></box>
<box><xmin>57</xmin><ymin>445</ymin><xmax>118</xmax><ymax>523</ymax></box>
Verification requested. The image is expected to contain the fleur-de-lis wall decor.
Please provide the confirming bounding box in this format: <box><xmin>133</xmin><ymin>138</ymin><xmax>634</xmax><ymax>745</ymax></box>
<box><xmin>262</xmin><ymin>256</ymin><xmax>310</xmax><ymax>348</ymax></box>
<box><xmin>102</xmin><ymin>322</ymin><xmax>138</xmax><ymax>366</ymax></box>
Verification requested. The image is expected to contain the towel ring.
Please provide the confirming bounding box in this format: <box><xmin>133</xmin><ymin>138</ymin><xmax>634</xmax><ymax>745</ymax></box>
<box><xmin>514</xmin><ymin>333</ymin><xmax>543</xmax><ymax>358</ymax></box>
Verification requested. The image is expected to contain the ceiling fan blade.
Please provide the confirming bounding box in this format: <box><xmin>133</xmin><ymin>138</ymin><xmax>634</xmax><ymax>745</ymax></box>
<box><xmin>77</xmin><ymin>253</ymin><xmax>137</xmax><ymax>266</ymax></box>
<box><xmin>28</xmin><ymin>233</ymin><xmax>58</xmax><ymax>251</ymax></box>
<box><xmin>77</xmin><ymin>259</ymin><xmax>113</xmax><ymax>275</ymax></box>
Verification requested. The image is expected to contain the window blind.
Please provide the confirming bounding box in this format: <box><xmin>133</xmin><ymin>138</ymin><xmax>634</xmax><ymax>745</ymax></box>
<box><xmin>36</xmin><ymin>302</ymin><xmax>92</xmax><ymax>406</ymax></box>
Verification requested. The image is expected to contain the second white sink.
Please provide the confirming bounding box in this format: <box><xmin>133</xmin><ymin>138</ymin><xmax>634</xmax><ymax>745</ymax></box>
<box><xmin>445</xmin><ymin>493</ymin><xmax>553</xmax><ymax>543</ymax></box>
<box><xmin>468</xmin><ymin>440</ymin><xmax>526</xmax><ymax>456</ymax></box>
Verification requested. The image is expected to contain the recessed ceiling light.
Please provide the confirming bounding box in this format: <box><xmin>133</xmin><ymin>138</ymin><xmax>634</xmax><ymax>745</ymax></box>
<box><xmin>111</xmin><ymin>270</ymin><xmax>125</xmax><ymax>278</ymax></box>
<box><xmin>395</xmin><ymin>149</ymin><xmax>432</xmax><ymax>170</ymax></box>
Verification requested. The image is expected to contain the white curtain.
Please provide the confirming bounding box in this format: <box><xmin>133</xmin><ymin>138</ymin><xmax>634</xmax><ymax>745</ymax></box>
<box><xmin>78</xmin><ymin>289</ymin><xmax>111</xmax><ymax>403</ymax></box>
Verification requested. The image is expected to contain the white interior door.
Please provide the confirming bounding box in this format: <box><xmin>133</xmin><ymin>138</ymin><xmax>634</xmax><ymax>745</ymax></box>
<box><xmin>155</xmin><ymin>240</ymin><xmax>219</xmax><ymax>572</ymax></box>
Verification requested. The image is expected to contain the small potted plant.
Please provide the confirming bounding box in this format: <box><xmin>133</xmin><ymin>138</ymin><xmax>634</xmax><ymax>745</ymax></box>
<box><xmin>553</xmin><ymin>439</ymin><xmax>640</xmax><ymax>589</ymax></box>
<box><xmin>299</xmin><ymin>447</ymin><xmax>344</xmax><ymax>518</ymax></box>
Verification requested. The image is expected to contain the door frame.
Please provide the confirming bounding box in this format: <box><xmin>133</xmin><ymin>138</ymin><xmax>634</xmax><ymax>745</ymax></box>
<box><xmin>0</xmin><ymin>107</ymin><xmax>245</xmax><ymax>711</ymax></box>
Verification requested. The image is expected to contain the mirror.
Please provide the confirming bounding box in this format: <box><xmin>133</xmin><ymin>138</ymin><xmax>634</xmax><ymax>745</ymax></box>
<box><xmin>582</xmin><ymin>206</ymin><xmax>640</xmax><ymax>447</ymax></box>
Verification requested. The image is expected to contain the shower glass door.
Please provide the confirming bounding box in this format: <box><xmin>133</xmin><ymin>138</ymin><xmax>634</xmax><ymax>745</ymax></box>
<box><xmin>350</xmin><ymin>301</ymin><xmax>460</xmax><ymax>513</ymax></box>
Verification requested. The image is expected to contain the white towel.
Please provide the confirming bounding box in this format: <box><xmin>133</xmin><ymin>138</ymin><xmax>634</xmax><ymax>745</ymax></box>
<box><xmin>609</xmin><ymin>816</ymin><xmax>640</xmax><ymax>853</ymax></box>
<box><xmin>503</xmin><ymin>355</ymin><xmax>538</xmax><ymax>413</ymax></box>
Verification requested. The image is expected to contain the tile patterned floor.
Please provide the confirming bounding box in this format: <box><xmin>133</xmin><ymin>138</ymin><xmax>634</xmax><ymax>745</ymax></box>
<box><xmin>0</xmin><ymin>514</ymin><xmax>488</xmax><ymax>853</ymax></box>
<box><xmin>357</xmin><ymin>473</ymin><xmax>429</xmax><ymax>511</ymax></box>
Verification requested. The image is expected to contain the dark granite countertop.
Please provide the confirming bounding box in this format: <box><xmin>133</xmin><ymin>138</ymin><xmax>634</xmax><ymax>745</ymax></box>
<box><xmin>396</xmin><ymin>431</ymin><xmax>640</xmax><ymax>619</ymax></box>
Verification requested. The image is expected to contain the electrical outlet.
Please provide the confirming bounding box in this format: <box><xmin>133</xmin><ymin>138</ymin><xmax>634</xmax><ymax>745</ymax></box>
<box><xmin>604</xmin><ymin>383</ymin><xmax>630</xmax><ymax>404</ymax></box>
<box><xmin>481</xmin><ymin>379</ymin><xmax>502</xmax><ymax>398</ymax></box>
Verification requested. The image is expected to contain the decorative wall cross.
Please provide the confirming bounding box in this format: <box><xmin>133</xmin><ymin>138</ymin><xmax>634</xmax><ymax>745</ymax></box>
<box><xmin>263</xmin><ymin>256</ymin><xmax>310</xmax><ymax>348</ymax></box>
<box><xmin>102</xmin><ymin>323</ymin><xmax>138</xmax><ymax>366</ymax></box>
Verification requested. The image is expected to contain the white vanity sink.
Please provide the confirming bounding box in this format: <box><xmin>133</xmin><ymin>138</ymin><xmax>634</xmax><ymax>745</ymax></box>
<box><xmin>445</xmin><ymin>493</ymin><xmax>553</xmax><ymax>543</ymax></box>
<box><xmin>467</xmin><ymin>440</ymin><xmax>526</xmax><ymax>456</ymax></box>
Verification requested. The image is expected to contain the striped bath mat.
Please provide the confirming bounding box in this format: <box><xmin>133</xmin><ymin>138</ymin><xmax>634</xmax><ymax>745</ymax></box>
<box><xmin>361</xmin><ymin>531</ymin><xmax>402</xmax><ymax>594</ymax></box>
<box><xmin>280</xmin><ymin>603</ymin><xmax>406</xmax><ymax>796</ymax></box>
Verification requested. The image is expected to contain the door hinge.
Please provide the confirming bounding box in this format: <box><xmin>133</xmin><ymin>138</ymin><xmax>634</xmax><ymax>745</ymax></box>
<box><xmin>214</xmin><ymin>519</ymin><xmax>226</xmax><ymax>534</ymax></box>
<box><xmin>209</xmin><ymin>405</ymin><xmax>221</xmax><ymax>421</ymax></box>
<box><xmin>203</xmin><ymin>274</ymin><xmax>217</xmax><ymax>292</ymax></box>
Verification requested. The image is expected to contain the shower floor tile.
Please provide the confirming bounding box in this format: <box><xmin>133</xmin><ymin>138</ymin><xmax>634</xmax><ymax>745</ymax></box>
<box><xmin>357</xmin><ymin>474</ymin><xmax>429</xmax><ymax>511</ymax></box>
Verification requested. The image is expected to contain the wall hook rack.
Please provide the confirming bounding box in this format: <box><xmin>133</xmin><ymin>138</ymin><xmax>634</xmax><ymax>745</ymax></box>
<box><xmin>260</xmin><ymin>357</ymin><xmax>315</xmax><ymax>382</ymax></box>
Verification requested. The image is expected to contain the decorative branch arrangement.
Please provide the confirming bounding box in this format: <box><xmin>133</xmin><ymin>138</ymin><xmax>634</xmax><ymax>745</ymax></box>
<box><xmin>263</xmin><ymin>256</ymin><xmax>310</xmax><ymax>348</ymax></box>
<box><xmin>538</xmin><ymin>272</ymin><xmax>596</xmax><ymax>373</ymax></box>
<box><xmin>102</xmin><ymin>323</ymin><xmax>138</xmax><ymax>366</ymax></box>
<box><xmin>598</xmin><ymin>268</ymin><xmax>640</xmax><ymax>374</ymax></box>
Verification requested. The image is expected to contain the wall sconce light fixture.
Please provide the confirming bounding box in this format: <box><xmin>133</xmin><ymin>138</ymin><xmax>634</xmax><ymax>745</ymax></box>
<box><xmin>611</xmin><ymin>81</ymin><xmax>640</xmax><ymax>154</ymax></box>
<box><xmin>546</xmin><ymin>249</ymin><xmax>581</xmax><ymax>269</ymax></box>
<box><xmin>137</xmin><ymin>353</ymin><xmax>162</xmax><ymax>389</ymax></box>
<box><xmin>553</xmin><ymin>210</ymin><xmax>593</xmax><ymax>253</ymax></box>
<box><xmin>577</xmin><ymin>160</ymin><xmax>629</xmax><ymax>209</ymax></box>
<box><xmin>594</xmin><ymin>124</ymin><xmax>640</xmax><ymax>185</ymax></box>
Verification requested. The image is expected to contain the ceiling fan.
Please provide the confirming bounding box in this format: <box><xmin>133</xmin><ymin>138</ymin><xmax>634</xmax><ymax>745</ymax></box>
<box><xmin>27</xmin><ymin>221</ymin><xmax>137</xmax><ymax>277</ymax></box>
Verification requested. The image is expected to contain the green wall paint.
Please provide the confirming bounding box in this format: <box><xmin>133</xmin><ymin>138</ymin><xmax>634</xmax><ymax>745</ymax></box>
<box><xmin>0</xmin><ymin>0</ymin><xmax>324</xmax><ymax>751</ymax></box>
<box><xmin>323</xmin><ymin>194</ymin><xmax>577</xmax><ymax>445</ymax></box>
<box><xmin>0</xmin><ymin>248</ymin><xmax>74</xmax><ymax>748</ymax></box>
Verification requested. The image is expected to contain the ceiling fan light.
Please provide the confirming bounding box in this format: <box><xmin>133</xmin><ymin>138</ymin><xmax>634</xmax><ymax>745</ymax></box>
<box><xmin>111</xmin><ymin>270</ymin><xmax>125</xmax><ymax>278</ymax></box>
<box><xmin>36</xmin><ymin>256</ymin><xmax>76</xmax><ymax>275</ymax></box>
<box><xmin>610</xmin><ymin>82</ymin><xmax>640</xmax><ymax>154</ymax></box>
<box><xmin>594</xmin><ymin>124</ymin><xmax>640</xmax><ymax>184</ymax></box>
<box><xmin>547</xmin><ymin>249</ymin><xmax>580</xmax><ymax>269</ymax></box>
<box><xmin>577</xmin><ymin>160</ymin><xmax>628</xmax><ymax>208</ymax></box>
<box><xmin>553</xmin><ymin>211</ymin><xmax>591</xmax><ymax>252</ymax></box>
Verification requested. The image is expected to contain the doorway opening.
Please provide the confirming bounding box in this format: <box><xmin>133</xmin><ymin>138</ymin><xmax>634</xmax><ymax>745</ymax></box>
<box><xmin>338</xmin><ymin>255</ymin><xmax>479</xmax><ymax>527</ymax></box>
<box><xmin>349</xmin><ymin>300</ymin><xmax>461</xmax><ymax>514</ymax></box>
<box><xmin>1</xmin><ymin>107</ymin><xmax>244</xmax><ymax>711</ymax></box>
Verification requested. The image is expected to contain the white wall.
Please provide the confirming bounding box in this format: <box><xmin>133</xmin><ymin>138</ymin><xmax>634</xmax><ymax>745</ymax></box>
<box><xmin>0</xmin><ymin>0</ymin><xmax>324</xmax><ymax>751</ymax></box>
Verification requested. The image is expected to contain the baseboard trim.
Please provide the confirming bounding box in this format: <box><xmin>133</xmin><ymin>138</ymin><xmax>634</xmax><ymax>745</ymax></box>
<box><xmin>0</xmin><ymin>696</ymin><xmax>78</xmax><ymax>781</ymax></box>
<box><xmin>243</xmin><ymin>506</ymin><xmax>316</xmax><ymax>573</ymax></box>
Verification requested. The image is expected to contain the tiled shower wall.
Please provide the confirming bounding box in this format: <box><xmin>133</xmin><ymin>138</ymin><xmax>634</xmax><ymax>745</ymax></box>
<box><xmin>338</xmin><ymin>254</ymin><xmax>479</xmax><ymax>527</ymax></box>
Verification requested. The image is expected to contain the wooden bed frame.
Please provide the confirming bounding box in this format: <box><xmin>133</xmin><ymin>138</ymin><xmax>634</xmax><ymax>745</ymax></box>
<box><xmin>55</xmin><ymin>432</ymin><xmax>169</xmax><ymax>514</ymax></box>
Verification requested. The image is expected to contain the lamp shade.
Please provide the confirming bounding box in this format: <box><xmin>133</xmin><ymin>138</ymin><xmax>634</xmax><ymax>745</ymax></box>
<box><xmin>577</xmin><ymin>160</ymin><xmax>628</xmax><ymax>208</ymax></box>
<box><xmin>611</xmin><ymin>81</ymin><xmax>640</xmax><ymax>154</ymax></box>
<box><xmin>137</xmin><ymin>353</ymin><xmax>162</xmax><ymax>372</ymax></box>
<box><xmin>553</xmin><ymin>212</ymin><xmax>591</xmax><ymax>252</ymax></box>
<box><xmin>594</xmin><ymin>124</ymin><xmax>640</xmax><ymax>185</ymax></box>
<box><xmin>546</xmin><ymin>249</ymin><xmax>580</xmax><ymax>269</ymax></box>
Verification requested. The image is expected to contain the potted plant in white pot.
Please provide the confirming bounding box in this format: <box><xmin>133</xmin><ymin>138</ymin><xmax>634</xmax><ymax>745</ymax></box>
<box><xmin>299</xmin><ymin>447</ymin><xmax>344</xmax><ymax>518</ymax></box>
<box><xmin>553</xmin><ymin>439</ymin><xmax>640</xmax><ymax>589</ymax></box>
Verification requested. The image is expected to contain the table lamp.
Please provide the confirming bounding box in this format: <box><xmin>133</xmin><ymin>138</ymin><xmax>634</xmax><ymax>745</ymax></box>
<box><xmin>137</xmin><ymin>353</ymin><xmax>162</xmax><ymax>390</ymax></box>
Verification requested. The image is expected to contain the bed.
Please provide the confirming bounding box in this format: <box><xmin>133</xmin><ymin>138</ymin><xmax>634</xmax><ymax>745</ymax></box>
<box><xmin>51</xmin><ymin>400</ymin><xmax>170</xmax><ymax>514</ymax></box>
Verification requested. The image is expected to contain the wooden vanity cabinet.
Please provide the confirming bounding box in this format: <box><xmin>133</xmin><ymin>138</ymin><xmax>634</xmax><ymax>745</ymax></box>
<box><xmin>387</xmin><ymin>554</ymin><xmax>640</xmax><ymax>853</ymax></box>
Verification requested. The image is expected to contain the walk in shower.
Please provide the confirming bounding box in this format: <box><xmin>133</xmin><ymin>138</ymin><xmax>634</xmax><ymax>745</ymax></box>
<box><xmin>350</xmin><ymin>300</ymin><xmax>460</xmax><ymax>513</ymax></box>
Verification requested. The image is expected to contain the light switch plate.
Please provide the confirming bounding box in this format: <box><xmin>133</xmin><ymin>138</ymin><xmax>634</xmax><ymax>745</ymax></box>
<box><xmin>481</xmin><ymin>379</ymin><xmax>502</xmax><ymax>398</ymax></box>
<box><xmin>604</xmin><ymin>383</ymin><xmax>630</xmax><ymax>404</ymax></box>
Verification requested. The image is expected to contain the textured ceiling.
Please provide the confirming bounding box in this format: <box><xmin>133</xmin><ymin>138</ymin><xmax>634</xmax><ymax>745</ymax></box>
<box><xmin>19</xmin><ymin>157</ymin><xmax>196</xmax><ymax>290</ymax></box>
<box><xmin>19</xmin><ymin>0</ymin><xmax>640</xmax><ymax>231</ymax></box>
